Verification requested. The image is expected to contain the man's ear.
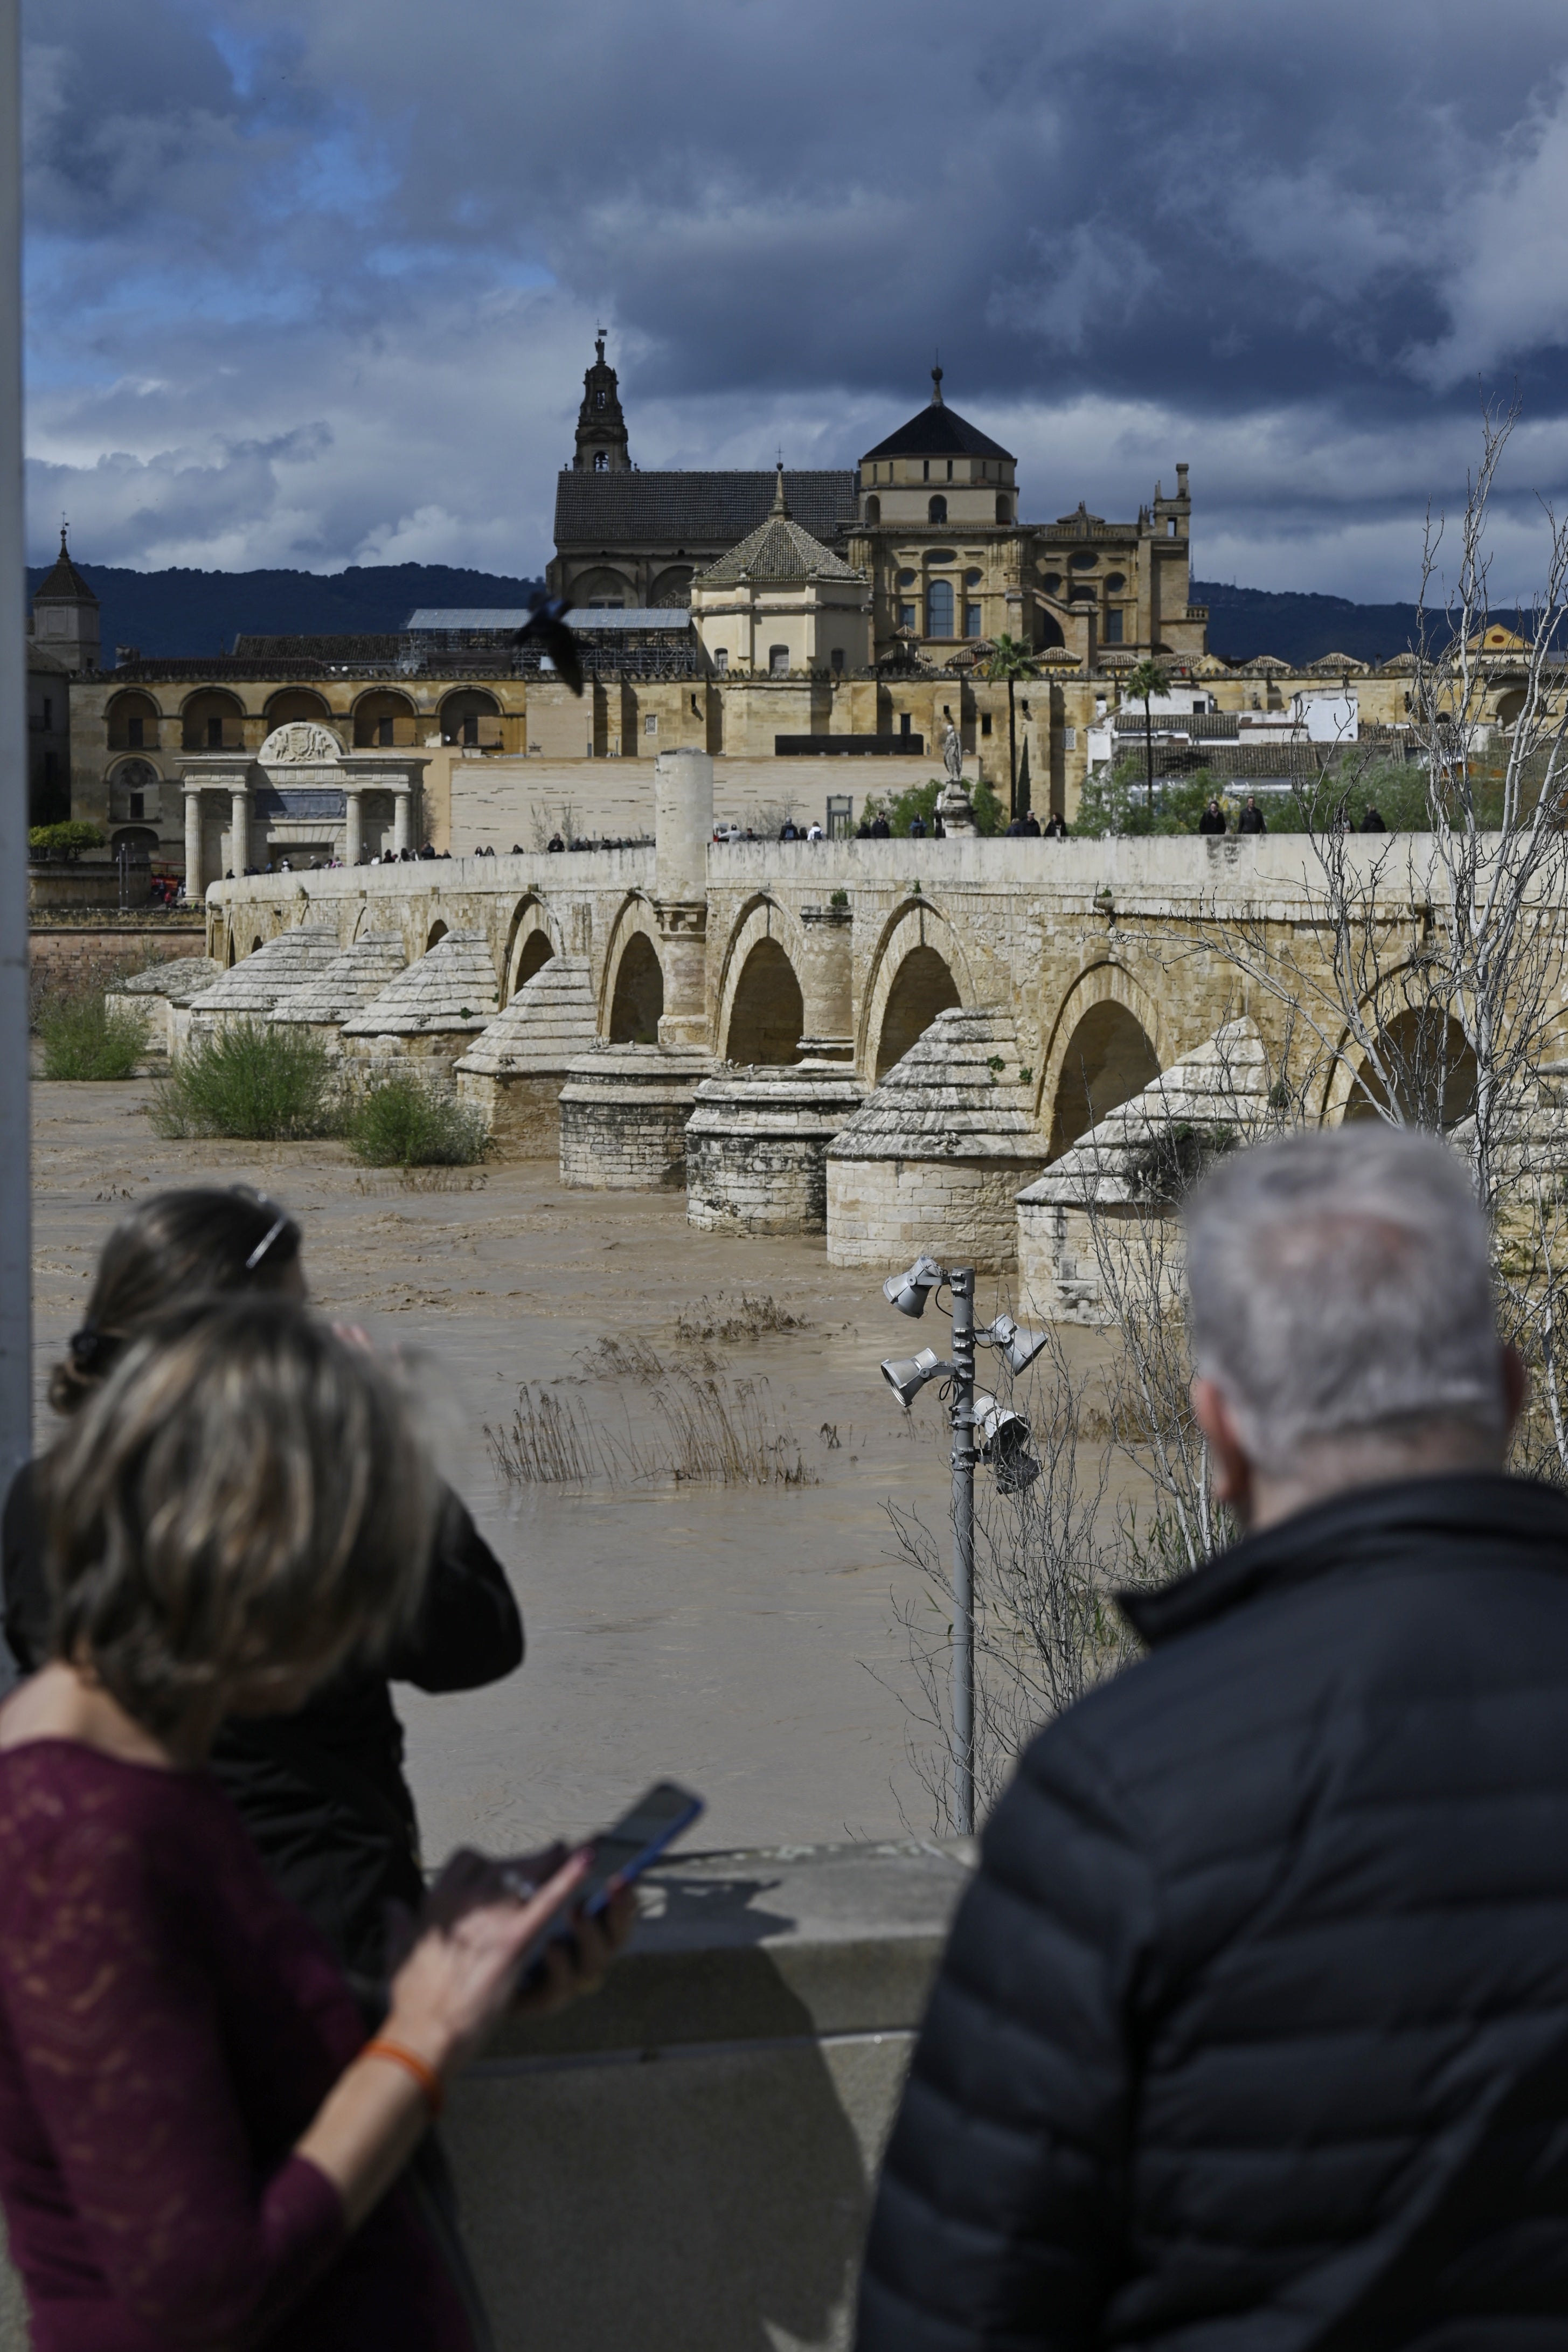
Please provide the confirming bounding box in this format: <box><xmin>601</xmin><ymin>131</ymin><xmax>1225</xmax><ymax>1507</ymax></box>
<box><xmin>1191</xmin><ymin>1375</ymin><xmax>1255</xmax><ymax>1523</ymax></box>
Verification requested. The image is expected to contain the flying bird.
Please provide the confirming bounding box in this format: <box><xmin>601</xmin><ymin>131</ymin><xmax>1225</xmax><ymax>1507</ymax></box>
<box><xmin>512</xmin><ymin>594</ymin><xmax>584</xmax><ymax>696</ymax></box>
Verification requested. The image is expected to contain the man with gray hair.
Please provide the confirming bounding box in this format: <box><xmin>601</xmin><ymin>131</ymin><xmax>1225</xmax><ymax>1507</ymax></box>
<box><xmin>859</xmin><ymin>1125</ymin><xmax>1568</xmax><ymax>2352</ymax></box>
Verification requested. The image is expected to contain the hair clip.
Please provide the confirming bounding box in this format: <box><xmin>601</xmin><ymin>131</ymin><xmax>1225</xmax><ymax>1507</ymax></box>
<box><xmin>67</xmin><ymin>1327</ymin><xmax>105</xmax><ymax>1369</ymax></box>
<box><xmin>244</xmin><ymin>1214</ymin><xmax>289</xmax><ymax>1273</ymax></box>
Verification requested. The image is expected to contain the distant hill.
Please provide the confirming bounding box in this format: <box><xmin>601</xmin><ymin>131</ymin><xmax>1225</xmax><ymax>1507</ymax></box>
<box><xmin>20</xmin><ymin>562</ymin><xmax>546</xmax><ymax>661</ymax></box>
<box><xmin>1194</xmin><ymin>580</ymin><xmax>1427</xmax><ymax>669</ymax></box>
<box><xmin>17</xmin><ymin>558</ymin><xmax>1452</xmax><ymax>672</ymax></box>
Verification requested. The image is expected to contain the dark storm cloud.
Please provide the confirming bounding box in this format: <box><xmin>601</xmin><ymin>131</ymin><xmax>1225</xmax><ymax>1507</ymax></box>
<box><xmin>24</xmin><ymin>0</ymin><xmax>1568</xmax><ymax>592</ymax></box>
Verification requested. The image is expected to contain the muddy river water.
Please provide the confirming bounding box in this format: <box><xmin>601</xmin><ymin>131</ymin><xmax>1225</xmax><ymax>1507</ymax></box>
<box><xmin>30</xmin><ymin>1077</ymin><xmax>1052</xmax><ymax>1856</ymax></box>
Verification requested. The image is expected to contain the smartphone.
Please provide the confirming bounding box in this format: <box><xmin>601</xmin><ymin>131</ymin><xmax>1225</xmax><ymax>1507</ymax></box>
<box><xmin>508</xmin><ymin>1781</ymin><xmax>704</xmax><ymax>1973</ymax></box>
<box><xmin>575</xmin><ymin>1780</ymin><xmax>705</xmax><ymax>1916</ymax></box>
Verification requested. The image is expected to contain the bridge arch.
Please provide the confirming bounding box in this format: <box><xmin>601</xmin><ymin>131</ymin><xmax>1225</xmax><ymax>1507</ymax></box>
<box><xmin>714</xmin><ymin>896</ymin><xmax>808</xmax><ymax>1065</ymax></box>
<box><xmin>1039</xmin><ymin>963</ymin><xmax>1164</xmax><ymax>1157</ymax></box>
<box><xmin>599</xmin><ymin>895</ymin><xmax>665</xmax><ymax>1044</ymax></box>
<box><xmin>502</xmin><ymin>894</ymin><xmax>562</xmax><ymax>1003</ymax></box>
<box><xmin>859</xmin><ymin>898</ymin><xmax>976</xmax><ymax>1081</ymax></box>
<box><xmin>1321</xmin><ymin>991</ymin><xmax>1479</xmax><ymax>1132</ymax></box>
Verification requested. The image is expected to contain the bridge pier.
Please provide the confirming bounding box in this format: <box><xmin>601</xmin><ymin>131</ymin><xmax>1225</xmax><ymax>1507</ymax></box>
<box><xmin>654</xmin><ymin>747</ymin><xmax>713</xmax><ymax>1048</ymax></box>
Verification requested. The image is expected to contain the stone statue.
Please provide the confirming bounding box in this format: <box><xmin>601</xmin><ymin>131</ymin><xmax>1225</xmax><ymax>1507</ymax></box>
<box><xmin>259</xmin><ymin>721</ymin><xmax>344</xmax><ymax>766</ymax></box>
<box><xmin>936</xmin><ymin>718</ymin><xmax>979</xmax><ymax>836</ymax></box>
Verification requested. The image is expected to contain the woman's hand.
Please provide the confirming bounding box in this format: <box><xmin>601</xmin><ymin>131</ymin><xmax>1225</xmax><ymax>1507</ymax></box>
<box><xmin>385</xmin><ymin>1848</ymin><xmax>593</xmax><ymax>2076</ymax></box>
<box><xmin>512</xmin><ymin>1884</ymin><xmax>637</xmax><ymax>2016</ymax></box>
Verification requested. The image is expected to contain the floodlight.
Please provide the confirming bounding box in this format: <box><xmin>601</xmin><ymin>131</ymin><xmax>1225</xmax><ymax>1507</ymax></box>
<box><xmin>974</xmin><ymin>1390</ymin><xmax>1042</xmax><ymax>1494</ymax></box>
<box><xmin>880</xmin><ymin>1345</ymin><xmax>949</xmax><ymax>1411</ymax></box>
<box><xmin>983</xmin><ymin>1312</ymin><xmax>1049</xmax><ymax>1376</ymax></box>
<box><xmin>882</xmin><ymin>1253</ymin><xmax>945</xmax><ymax>1318</ymax></box>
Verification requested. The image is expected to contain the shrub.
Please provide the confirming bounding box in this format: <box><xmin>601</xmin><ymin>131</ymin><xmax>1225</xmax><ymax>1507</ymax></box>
<box><xmin>36</xmin><ymin>993</ymin><xmax>146</xmax><ymax>1080</ymax></box>
<box><xmin>151</xmin><ymin>1021</ymin><xmax>338</xmax><ymax>1140</ymax></box>
<box><xmin>29</xmin><ymin>821</ymin><xmax>105</xmax><ymax>859</ymax></box>
<box><xmin>344</xmin><ymin>1071</ymin><xmax>490</xmax><ymax>1167</ymax></box>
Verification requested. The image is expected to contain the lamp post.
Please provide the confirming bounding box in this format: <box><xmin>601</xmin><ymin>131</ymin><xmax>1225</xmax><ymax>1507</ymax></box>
<box><xmin>879</xmin><ymin>1258</ymin><xmax>1045</xmax><ymax>1836</ymax></box>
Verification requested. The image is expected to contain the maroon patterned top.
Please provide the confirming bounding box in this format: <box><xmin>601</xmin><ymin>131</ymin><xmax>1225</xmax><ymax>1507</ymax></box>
<box><xmin>0</xmin><ymin>1741</ymin><xmax>474</xmax><ymax>2350</ymax></box>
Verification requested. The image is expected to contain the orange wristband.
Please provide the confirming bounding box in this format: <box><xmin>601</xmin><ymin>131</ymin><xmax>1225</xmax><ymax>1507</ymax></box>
<box><xmin>360</xmin><ymin>2037</ymin><xmax>445</xmax><ymax>2119</ymax></box>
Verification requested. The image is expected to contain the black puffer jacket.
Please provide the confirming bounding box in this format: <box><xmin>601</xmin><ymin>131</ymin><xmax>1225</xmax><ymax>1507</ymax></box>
<box><xmin>3</xmin><ymin>1465</ymin><xmax>522</xmax><ymax>1987</ymax></box>
<box><xmin>859</xmin><ymin>1475</ymin><xmax>1568</xmax><ymax>2351</ymax></box>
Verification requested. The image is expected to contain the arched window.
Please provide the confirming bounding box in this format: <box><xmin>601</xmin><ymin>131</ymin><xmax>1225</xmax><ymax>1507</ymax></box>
<box><xmin>865</xmin><ymin>495</ymin><xmax>880</xmax><ymax>524</ymax></box>
<box><xmin>769</xmin><ymin>644</ymin><xmax>789</xmax><ymax>676</ymax></box>
<box><xmin>928</xmin><ymin>495</ymin><xmax>947</xmax><ymax>525</ymax></box>
<box><xmin>996</xmin><ymin>494</ymin><xmax>1011</xmax><ymax>525</ymax></box>
<box><xmin>926</xmin><ymin>579</ymin><xmax>954</xmax><ymax>636</ymax></box>
<box><xmin>593</xmin><ymin>450</ymin><xmax>608</xmax><ymax>472</ymax></box>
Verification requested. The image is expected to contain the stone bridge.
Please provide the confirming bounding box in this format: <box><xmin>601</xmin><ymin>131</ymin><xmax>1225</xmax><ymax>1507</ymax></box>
<box><xmin>208</xmin><ymin>750</ymin><xmax>1452</xmax><ymax>1158</ymax></box>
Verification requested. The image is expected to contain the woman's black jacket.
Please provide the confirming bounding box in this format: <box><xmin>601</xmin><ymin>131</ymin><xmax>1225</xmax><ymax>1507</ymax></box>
<box><xmin>2</xmin><ymin>1463</ymin><xmax>523</xmax><ymax>1986</ymax></box>
<box><xmin>858</xmin><ymin>1475</ymin><xmax>1568</xmax><ymax>2351</ymax></box>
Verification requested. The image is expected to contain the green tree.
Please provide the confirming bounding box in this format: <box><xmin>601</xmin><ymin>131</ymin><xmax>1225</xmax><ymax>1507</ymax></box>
<box><xmin>1122</xmin><ymin>658</ymin><xmax>1171</xmax><ymax>814</ymax></box>
<box><xmin>986</xmin><ymin>635</ymin><xmax>1041</xmax><ymax>820</ymax></box>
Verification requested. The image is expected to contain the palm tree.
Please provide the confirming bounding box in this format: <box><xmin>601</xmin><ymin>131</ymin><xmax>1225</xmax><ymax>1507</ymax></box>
<box><xmin>986</xmin><ymin>635</ymin><xmax>1041</xmax><ymax>820</ymax></box>
<box><xmin>1123</xmin><ymin>657</ymin><xmax>1171</xmax><ymax>814</ymax></box>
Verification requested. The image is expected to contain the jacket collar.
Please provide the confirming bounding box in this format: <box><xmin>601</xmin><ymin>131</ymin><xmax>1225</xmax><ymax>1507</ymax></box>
<box><xmin>1120</xmin><ymin>1473</ymin><xmax>1568</xmax><ymax>1649</ymax></box>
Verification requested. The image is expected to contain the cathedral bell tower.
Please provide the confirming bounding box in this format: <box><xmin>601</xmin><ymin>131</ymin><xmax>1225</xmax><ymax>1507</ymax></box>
<box><xmin>572</xmin><ymin>334</ymin><xmax>631</xmax><ymax>474</ymax></box>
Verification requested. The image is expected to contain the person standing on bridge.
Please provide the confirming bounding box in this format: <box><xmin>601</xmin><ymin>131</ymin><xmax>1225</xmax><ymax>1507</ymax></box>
<box><xmin>1197</xmin><ymin>794</ymin><xmax>1227</xmax><ymax>835</ymax></box>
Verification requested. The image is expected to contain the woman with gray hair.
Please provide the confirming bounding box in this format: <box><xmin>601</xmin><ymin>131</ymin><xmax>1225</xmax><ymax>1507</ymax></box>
<box><xmin>0</xmin><ymin>1299</ymin><xmax>627</xmax><ymax>2350</ymax></box>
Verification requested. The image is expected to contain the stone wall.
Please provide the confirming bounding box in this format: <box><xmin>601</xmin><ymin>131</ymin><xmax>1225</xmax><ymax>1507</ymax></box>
<box><xmin>0</xmin><ymin>1839</ymin><xmax>972</xmax><ymax>2352</ymax></box>
<box><xmin>559</xmin><ymin>1045</ymin><xmax>712</xmax><ymax>1190</ymax></box>
<box><xmin>826</xmin><ymin>1155</ymin><xmax>1037</xmax><ymax>1272</ymax></box>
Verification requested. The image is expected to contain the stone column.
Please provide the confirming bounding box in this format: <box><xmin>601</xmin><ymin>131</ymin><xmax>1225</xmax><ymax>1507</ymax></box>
<box><xmin>392</xmin><ymin>783</ymin><xmax>412</xmax><ymax>856</ymax></box>
<box><xmin>654</xmin><ymin>748</ymin><xmax>713</xmax><ymax>1049</ymax></box>
<box><xmin>797</xmin><ymin>903</ymin><xmax>855</xmax><ymax>1060</ymax></box>
<box><xmin>183</xmin><ymin>784</ymin><xmax>204</xmax><ymax>898</ymax></box>
<box><xmin>344</xmin><ymin>787</ymin><xmax>363</xmax><ymax>865</ymax></box>
<box><xmin>229</xmin><ymin>785</ymin><xmax>250</xmax><ymax>876</ymax></box>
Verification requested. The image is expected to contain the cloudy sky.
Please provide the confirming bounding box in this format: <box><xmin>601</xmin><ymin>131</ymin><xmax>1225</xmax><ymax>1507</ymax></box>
<box><xmin>23</xmin><ymin>0</ymin><xmax>1568</xmax><ymax>599</ymax></box>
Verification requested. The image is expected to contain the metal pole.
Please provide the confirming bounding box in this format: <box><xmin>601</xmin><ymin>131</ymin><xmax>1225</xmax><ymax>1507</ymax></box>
<box><xmin>0</xmin><ymin>0</ymin><xmax>29</xmax><ymax>1560</ymax></box>
<box><xmin>948</xmin><ymin>1266</ymin><xmax>976</xmax><ymax>1836</ymax></box>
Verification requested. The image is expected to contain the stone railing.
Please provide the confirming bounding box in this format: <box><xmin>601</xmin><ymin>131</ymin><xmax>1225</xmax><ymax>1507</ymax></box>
<box><xmin>0</xmin><ymin>1839</ymin><xmax>971</xmax><ymax>2352</ymax></box>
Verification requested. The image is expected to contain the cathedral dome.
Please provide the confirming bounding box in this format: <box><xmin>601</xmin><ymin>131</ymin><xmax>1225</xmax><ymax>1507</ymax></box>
<box><xmin>860</xmin><ymin>369</ymin><xmax>1015</xmax><ymax>466</ymax></box>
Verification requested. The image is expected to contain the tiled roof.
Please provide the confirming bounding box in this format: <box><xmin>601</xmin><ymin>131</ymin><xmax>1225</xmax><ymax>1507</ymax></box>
<box><xmin>231</xmin><ymin>634</ymin><xmax>400</xmax><ymax>661</ymax></box>
<box><xmin>861</xmin><ymin>395</ymin><xmax>1014</xmax><ymax>466</ymax></box>
<box><xmin>404</xmin><ymin>608</ymin><xmax>693</xmax><ymax>633</ymax></box>
<box><xmin>554</xmin><ymin>470</ymin><xmax>856</xmax><ymax>548</ymax></box>
<box><xmin>269</xmin><ymin>933</ymin><xmax>406</xmax><ymax>1025</ymax></box>
<box><xmin>455</xmin><ymin>956</ymin><xmax>597</xmax><ymax>1076</ymax></box>
<box><xmin>694</xmin><ymin>481</ymin><xmax>863</xmax><ymax>586</ymax></box>
<box><xmin>827</xmin><ymin>1007</ymin><xmax>1044</xmax><ymax>1163</ymax></box>
<box><xmin>342</xmin><ymin>930</ymin><xmax>499</xmax><ymax>1036</ymax></box>
<box><xmin>188</xmin><ymin>926</ymin><xmax>344</xmax><ymax>1014</ymax></box>
<box><xmin>32</xmin><ymin>529</ymin><xmax>98</xmax><ymax>608</ymax></box>
<box><xmin>112</xmin><ymin>955</ymin><xmax>223</xmax><ymax>1004</ymax></box>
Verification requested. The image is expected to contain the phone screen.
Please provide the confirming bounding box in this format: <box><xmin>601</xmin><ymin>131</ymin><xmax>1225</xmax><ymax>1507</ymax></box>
<box><xmin>577</xmin><ymin>1781</ymin><xmax>704</xmax><ymax>1916</ymax></box>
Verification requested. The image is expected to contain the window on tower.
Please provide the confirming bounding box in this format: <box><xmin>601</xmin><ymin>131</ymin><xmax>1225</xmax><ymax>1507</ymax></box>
<box><xmin>595</xmin><ymin>389</ymin><xmax>606</xmax><ymax>408</ymax></box>
<box><xmin>928</xmin><ymin>496</ymin><xmax>947</xmax><ymax>525</ymax></box>
<box><xmin>594</xmin><ymin>450</ymin><xmax>608</xmax><ymax>472</ymax></box>
<box><xmin>927</xmin><ymin>579</ymin><xmax>954</xmax><ymax>635</ymax></box>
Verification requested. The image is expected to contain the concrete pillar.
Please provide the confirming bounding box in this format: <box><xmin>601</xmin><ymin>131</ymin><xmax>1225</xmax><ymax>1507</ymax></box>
<box><xmin>392</xmin><ymin>784</ymin><xmax>412</xmax><ymax>856</ymax></box>
<box><xmin>797</xmin><ymin>904</ymin><xmax>855</xmax><ymax>1060</ymax></box>
<box><xmin>653</xmin><ymin>748</ymin><xmax>713</xmax><ymax>1050</ymax></box>
<box><xmin>183</xmin><ymin>785</ymin><xmax>204</xmax><ymax>897</ymax></box>
<box><xmin>344</xmin><ymin>787</ymin><xmax>363</xmax><ymax>865</ymax></box>
<box><xmin>228</xmin><ymin>787</ymin><xmax>249</xmax><ymax>876</ymax></box>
